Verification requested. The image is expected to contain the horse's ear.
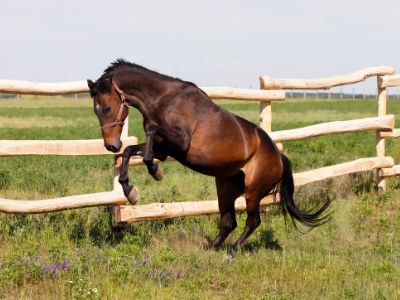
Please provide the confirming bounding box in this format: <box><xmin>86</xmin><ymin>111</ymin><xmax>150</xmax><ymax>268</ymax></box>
<box><xmin>87</xmin><ymin>79</ymin><xmax>96</xmax><ymax>97</ymax></box>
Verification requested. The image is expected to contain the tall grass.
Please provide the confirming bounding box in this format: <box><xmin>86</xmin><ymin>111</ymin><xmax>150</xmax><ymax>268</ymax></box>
<box><xmin>0</xmin><ymin>96</ymin><xmax>399</xmax><ymax>299</ymax></box>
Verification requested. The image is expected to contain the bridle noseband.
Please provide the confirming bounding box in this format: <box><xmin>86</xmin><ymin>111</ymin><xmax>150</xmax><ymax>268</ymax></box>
<box><xmin>100</xmin><ymin>81</ymin><xmax>129</xmax><ymax>130</ymax></box>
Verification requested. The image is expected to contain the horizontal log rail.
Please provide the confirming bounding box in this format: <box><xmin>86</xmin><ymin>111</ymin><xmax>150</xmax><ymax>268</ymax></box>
<box><xmin>200</xmin><ymin>87</ymin><xmax>285</xmax><ymax>101</ymax></box>
<box><xmin>119</xmin><ymin>195</ymin><xmax>276</xmax><ymax>222</ymax></box>
<box><xmin>269</xmin><ymin>115</ymin><xmax>395</xmax><ymax>142</ymax></box>
<box><xmin>0</xmin><ymin>137</ymin><xmax>138</xmax><ymax>156</ymax></box>
<box><xmin>260</xmin><ymin>66</ymin><xmax>395</xmax><ymax>90</ymax></box>
<box><xmin>379</xmin><ymin>164</ymin><xmax>400</xmax><ymax>177</ymax></box>
<box><xmin>117</xmin><ymin>156</ymin><xmax>393</xmax><ymax>222</ymax></box>
<box><xmin>0</xmin><ymin>191</ymin><xmax>128</xmax><ymax>214</ymax></box>
<box><xmin>379</xmin><ymin>74</ymin><xmax>400</xmax><ymax>88</ymax></box>
<box><xmin>293</xmin><ymin>156</ymin><xmax>394</xmax><ymax>186</ymax></box>
<box><xmin>0</xmin><ymin>80</ymin><xmax>284</xmax><ymax>101</ymax></box>
<box><xmin>0</xmin><ymin>156</ymin><xmax>391</xmax><ymax>216</ymax></box>
<box><xmin>0</xmin><ymin>80</ymin><xmax>89</xmax><ymax>95</ymax></box>
<box><xmin>379</xmin><ymin>128</ymin><xmax>400</xmax><ymax>138</ymax></box>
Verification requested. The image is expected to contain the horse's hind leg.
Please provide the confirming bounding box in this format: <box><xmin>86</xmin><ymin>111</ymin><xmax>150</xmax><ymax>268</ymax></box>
<box><xmin>231</xmin><ymin>190</ymin><xmax>264</xmax><ymax>251</ymax></box>
<box><xmin>213</xmin><ymin>173</ymin><xmax>244</xmax><ymax>249</ymax></box>
<box><xmin>232</xmin><ymin>158</ymin><xmax>282</xmax><ymax>250</ymax></box>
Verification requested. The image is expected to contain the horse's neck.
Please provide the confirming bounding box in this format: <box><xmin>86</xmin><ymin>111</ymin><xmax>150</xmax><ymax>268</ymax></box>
<box><xmin>122</xmin><ymin>73</ymin><xmax>170</xmax><ymax>117</ymax></box>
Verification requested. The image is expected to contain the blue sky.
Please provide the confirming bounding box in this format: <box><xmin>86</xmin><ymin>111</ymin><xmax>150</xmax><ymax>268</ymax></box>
<box><xmin>1</xmin><ymin>0</ymin><xmax>399</xmax><ymax>93</ymax></box>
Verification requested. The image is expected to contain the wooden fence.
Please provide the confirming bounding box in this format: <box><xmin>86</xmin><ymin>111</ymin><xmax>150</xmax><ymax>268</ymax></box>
<box><xmin>0</xmin><ymin>65</ymin><xmax>399</xmax><ymax>224</ymax></box>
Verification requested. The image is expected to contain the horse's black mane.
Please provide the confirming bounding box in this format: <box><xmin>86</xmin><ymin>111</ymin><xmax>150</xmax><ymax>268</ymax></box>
<box><xmin>100</xmin><ymin>59</ymin><xmax>194</xmax><ymax>85</ymax></box>
<box><xmin>90</xmin><ymin>59</ymin><xmax>196</xmax><ymax>96</ymax></box>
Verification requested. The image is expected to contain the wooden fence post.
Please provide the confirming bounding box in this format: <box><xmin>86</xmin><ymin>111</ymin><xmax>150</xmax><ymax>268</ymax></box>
<box><xmin>376</xmin><ymin>76</ymin><xmax>387</xmax><ymax>192</ymax></box>
<box><xmin>259</xmin><ymin>101</ymin><xmax>272</xmax><ymax>132</ymax></box>
<box><xmin>259</xmin><ymin>77</ymin><xmax>273</xmax><ymax>133</ymax></box>
<box><xmin>259</xmin><ymin>77</ymin><xmax>286</xmax><ymax>151</ymax></box>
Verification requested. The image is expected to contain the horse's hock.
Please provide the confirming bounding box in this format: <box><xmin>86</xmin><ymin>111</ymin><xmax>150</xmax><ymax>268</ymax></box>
<box><xmin>0</xmin><ymin>65</ymin><xmax>399</xmax><ymax>224</ymax></box>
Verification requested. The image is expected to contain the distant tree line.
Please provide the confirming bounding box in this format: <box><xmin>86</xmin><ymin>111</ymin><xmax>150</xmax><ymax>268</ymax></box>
<box><xmin>286</xmin><ymin>91</ymin><xmax>400</xmax><ymax>100</ymax></box>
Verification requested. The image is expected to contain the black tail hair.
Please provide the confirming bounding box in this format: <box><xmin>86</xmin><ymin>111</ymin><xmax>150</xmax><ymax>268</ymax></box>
<box><xmin>279</xmin><ymin>154</ymin><xmax>331</xmax><ymax>231</ymax></box>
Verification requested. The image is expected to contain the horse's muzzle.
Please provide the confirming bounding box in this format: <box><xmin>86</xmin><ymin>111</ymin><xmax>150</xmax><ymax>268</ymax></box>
<box><xmin>105</xmin><ymin>144</ymin><xmax>119</xmax><ymax>153</ymax></box>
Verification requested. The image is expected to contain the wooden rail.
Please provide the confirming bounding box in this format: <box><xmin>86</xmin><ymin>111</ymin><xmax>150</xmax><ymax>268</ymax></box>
<box><xmin>379</xmin><ymin>74</ymin><xmax>400</xmax><ymax>88</ymax></box>
<box><xmin>380</xmin><ymin>165</ymin><xmax>400</xmax><ymax>177</ymax></box>
<box><xmin>0</xmin><ymin>191</ymin><xmax>128</xmax><ymax>214</ymax></box>
<box><xmin>380</xmin><ymin>128</ymin><xmax>400</xmax><ymax>138</ymax></box>
<box><xmin>0</xmin><ymin>80</ymin><xmax>89</xmax><ymax>95</ymax></box>
<box><xmin>260</xmin><ymin>66</ymin><xmax>395</xmax><ymax>90</ymax></box>
<box><xmin>201</xmin><ymin>87</ymin><xmax>284</xmax><ymax>101</ymax></box>
<box><xmin>118</xmin><ymin>156</ymin><xmax>394</xmax><ymax>222</ymax></box>
<box><xmin>269</xmin><ymin>115</ymin><xmax>394</xmax><ymax>142</ymax></box>
<box><xmin>0</xmin><ymin>137</ymin><xmax>138</xmax><ymax>156</ymax></box>
<box><xmin>119</xmin><ymin>195</ymin><xmax>276</xmax><ymax>222</ymax></box>
<box><xmin>0</xmin><ymin>80</ymin><xmax>285</xmax><ymax>101</ymax></box>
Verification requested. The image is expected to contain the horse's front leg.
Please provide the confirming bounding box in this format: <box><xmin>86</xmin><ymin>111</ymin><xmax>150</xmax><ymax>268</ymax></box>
<box><xmin>119</xmin><ymin>143</ymin><xmax>146</xmax><ymax>204</ymax></box>
<box><xmin>143</xmin><ymin>127</ymin><xmax>163</xmax><ymax>181</ymax></box>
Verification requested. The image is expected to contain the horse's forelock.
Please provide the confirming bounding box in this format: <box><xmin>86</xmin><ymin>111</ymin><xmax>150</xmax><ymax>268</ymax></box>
<box><xmin>93</xmin><ymin>76</ymin><xmax>112</xmax><ymax>96</ymax></box>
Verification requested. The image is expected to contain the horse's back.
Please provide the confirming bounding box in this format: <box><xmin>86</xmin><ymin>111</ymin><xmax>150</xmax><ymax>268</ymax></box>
<box><xmin>180</xmin><ymin>88</ymin><xmax>273</xmax><ymax>176</ymax></box>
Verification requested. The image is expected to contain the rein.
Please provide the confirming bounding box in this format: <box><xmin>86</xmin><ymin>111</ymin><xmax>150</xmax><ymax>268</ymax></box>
<box><xmin>100</xmin><ymin>81</ymin><xmax>129</xmax><ymax>130</ymax></box>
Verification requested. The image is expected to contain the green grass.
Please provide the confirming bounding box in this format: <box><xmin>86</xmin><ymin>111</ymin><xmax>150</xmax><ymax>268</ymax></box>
<box><xmin>0</xmin><ymin>96</ymin><xmax>399</xmax><ymax>299</ymax></box>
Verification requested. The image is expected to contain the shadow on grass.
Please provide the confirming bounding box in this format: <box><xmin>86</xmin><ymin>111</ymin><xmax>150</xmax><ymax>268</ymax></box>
<box><xmin>242</xmin><ymin>228</ymin><xmax>282</xmax><ymax>252</ymax></box>
<box><xmin>203</xmin><ymin>228</ymin><xmax>282</xmax><ymax>252</ymax></box>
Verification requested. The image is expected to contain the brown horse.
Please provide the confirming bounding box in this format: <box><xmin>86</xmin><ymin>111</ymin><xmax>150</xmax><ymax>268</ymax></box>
<box><xmin>87</xmin><ymin>59</ymin><xmax>330</xmax><ymax>250</ymax></box>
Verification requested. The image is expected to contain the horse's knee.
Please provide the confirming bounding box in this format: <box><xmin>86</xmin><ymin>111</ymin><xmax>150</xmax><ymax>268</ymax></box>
<box><xmin>220</xmin><ymin>212</ymin><xmax>237</xmax><ymax>232</ymax></box>
<box><xmin>122</xmin><ymin>145</ymin><xmax>134</xmax><ymax>158</ymax></box>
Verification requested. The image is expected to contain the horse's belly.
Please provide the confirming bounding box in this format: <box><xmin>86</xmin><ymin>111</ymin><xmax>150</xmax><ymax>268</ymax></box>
<box><xmin>180</xmin><ymin>149</ymin><xmax>246</xmax><ymax>177</ymax></box>
<box><xmin>180</xmin><ymin>159</ymin><xmax>244</xmax><ymax>177</ymax></box>
<box><xmin>178</xmin><ymin>112</ymin><xmax>258</xmax><ymax>177</ymax></box>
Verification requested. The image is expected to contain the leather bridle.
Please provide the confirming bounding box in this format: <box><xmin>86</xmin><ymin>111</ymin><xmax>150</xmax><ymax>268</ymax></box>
<box><xmin>100</xmin><ymin>81</ymin><xmax>129</xmax><ymax>130</ymax></box>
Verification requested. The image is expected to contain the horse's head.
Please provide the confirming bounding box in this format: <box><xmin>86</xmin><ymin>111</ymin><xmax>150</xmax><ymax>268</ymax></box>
<box><xmin>87</xmin><ymin>77</ymin><xmax>129</xmax><ymax>153</ymax></box>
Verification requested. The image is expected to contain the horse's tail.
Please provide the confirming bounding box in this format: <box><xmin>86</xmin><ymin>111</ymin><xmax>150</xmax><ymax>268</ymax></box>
<box><xmin>279</xmin><ymin>154</ymin><xmax>331</xmax><ymax>230</ymax></box>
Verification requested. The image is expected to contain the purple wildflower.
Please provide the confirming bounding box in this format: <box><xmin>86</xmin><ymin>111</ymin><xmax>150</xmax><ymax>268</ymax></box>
<box><xmin>51</xmin><ymin>264</ymin><xmax>59</xmax><ymax>277</ymax></box>
<box><xmin>43</xmin><ymin>264</ymin><xmax>49</xmax><ymax>274</ymax></box>
<box><xmin>61</xmin><ymin>259</ymin><xmax>70</xmax><ymax>270</ymax></box>
<box><xmin>149</xmin><ymin>268</ymin><xmax>157</xmax><ymax>278</ymax></box>
<box><xmin>143</xmin><ymin>256</ymin><xmax>149</xmax><ymax>266</ymax></box>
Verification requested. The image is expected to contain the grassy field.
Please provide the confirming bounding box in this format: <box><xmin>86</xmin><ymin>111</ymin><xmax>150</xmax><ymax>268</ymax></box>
<box><xmin>0</xmin><ymin>96</ymin><xmax>399</xmax><ymax>299</ymax></box>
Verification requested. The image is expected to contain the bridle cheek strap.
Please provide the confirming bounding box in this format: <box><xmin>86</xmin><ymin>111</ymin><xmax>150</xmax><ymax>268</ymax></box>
<box><xmin>101</xmin><ymin>81</ymin><xmax>129</xmax><ymax>130</ymax></box>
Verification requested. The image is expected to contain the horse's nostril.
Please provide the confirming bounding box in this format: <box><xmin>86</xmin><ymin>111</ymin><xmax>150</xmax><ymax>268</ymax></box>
<box><xmin>106</xmin><ymin>144</ymin><xmax>118</xmax><ymax>153</ymax></box>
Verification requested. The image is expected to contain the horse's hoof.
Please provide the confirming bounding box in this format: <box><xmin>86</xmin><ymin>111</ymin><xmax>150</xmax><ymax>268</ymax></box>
<box><xmin>152</xmin><ymin>166</ymin><xmax>163</xmax><ymax>181</ymax></box>
<box><xmin>127</xmin><ymin>186</ymin><xmax>139</xmax><ymax>205</ymax></box>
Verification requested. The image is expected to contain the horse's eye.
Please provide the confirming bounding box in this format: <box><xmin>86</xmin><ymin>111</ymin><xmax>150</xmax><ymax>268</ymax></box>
<box><xmin>103</xmin><ymin>106</ymin><xmax>111</xmax><ymax>113</ymax></box>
